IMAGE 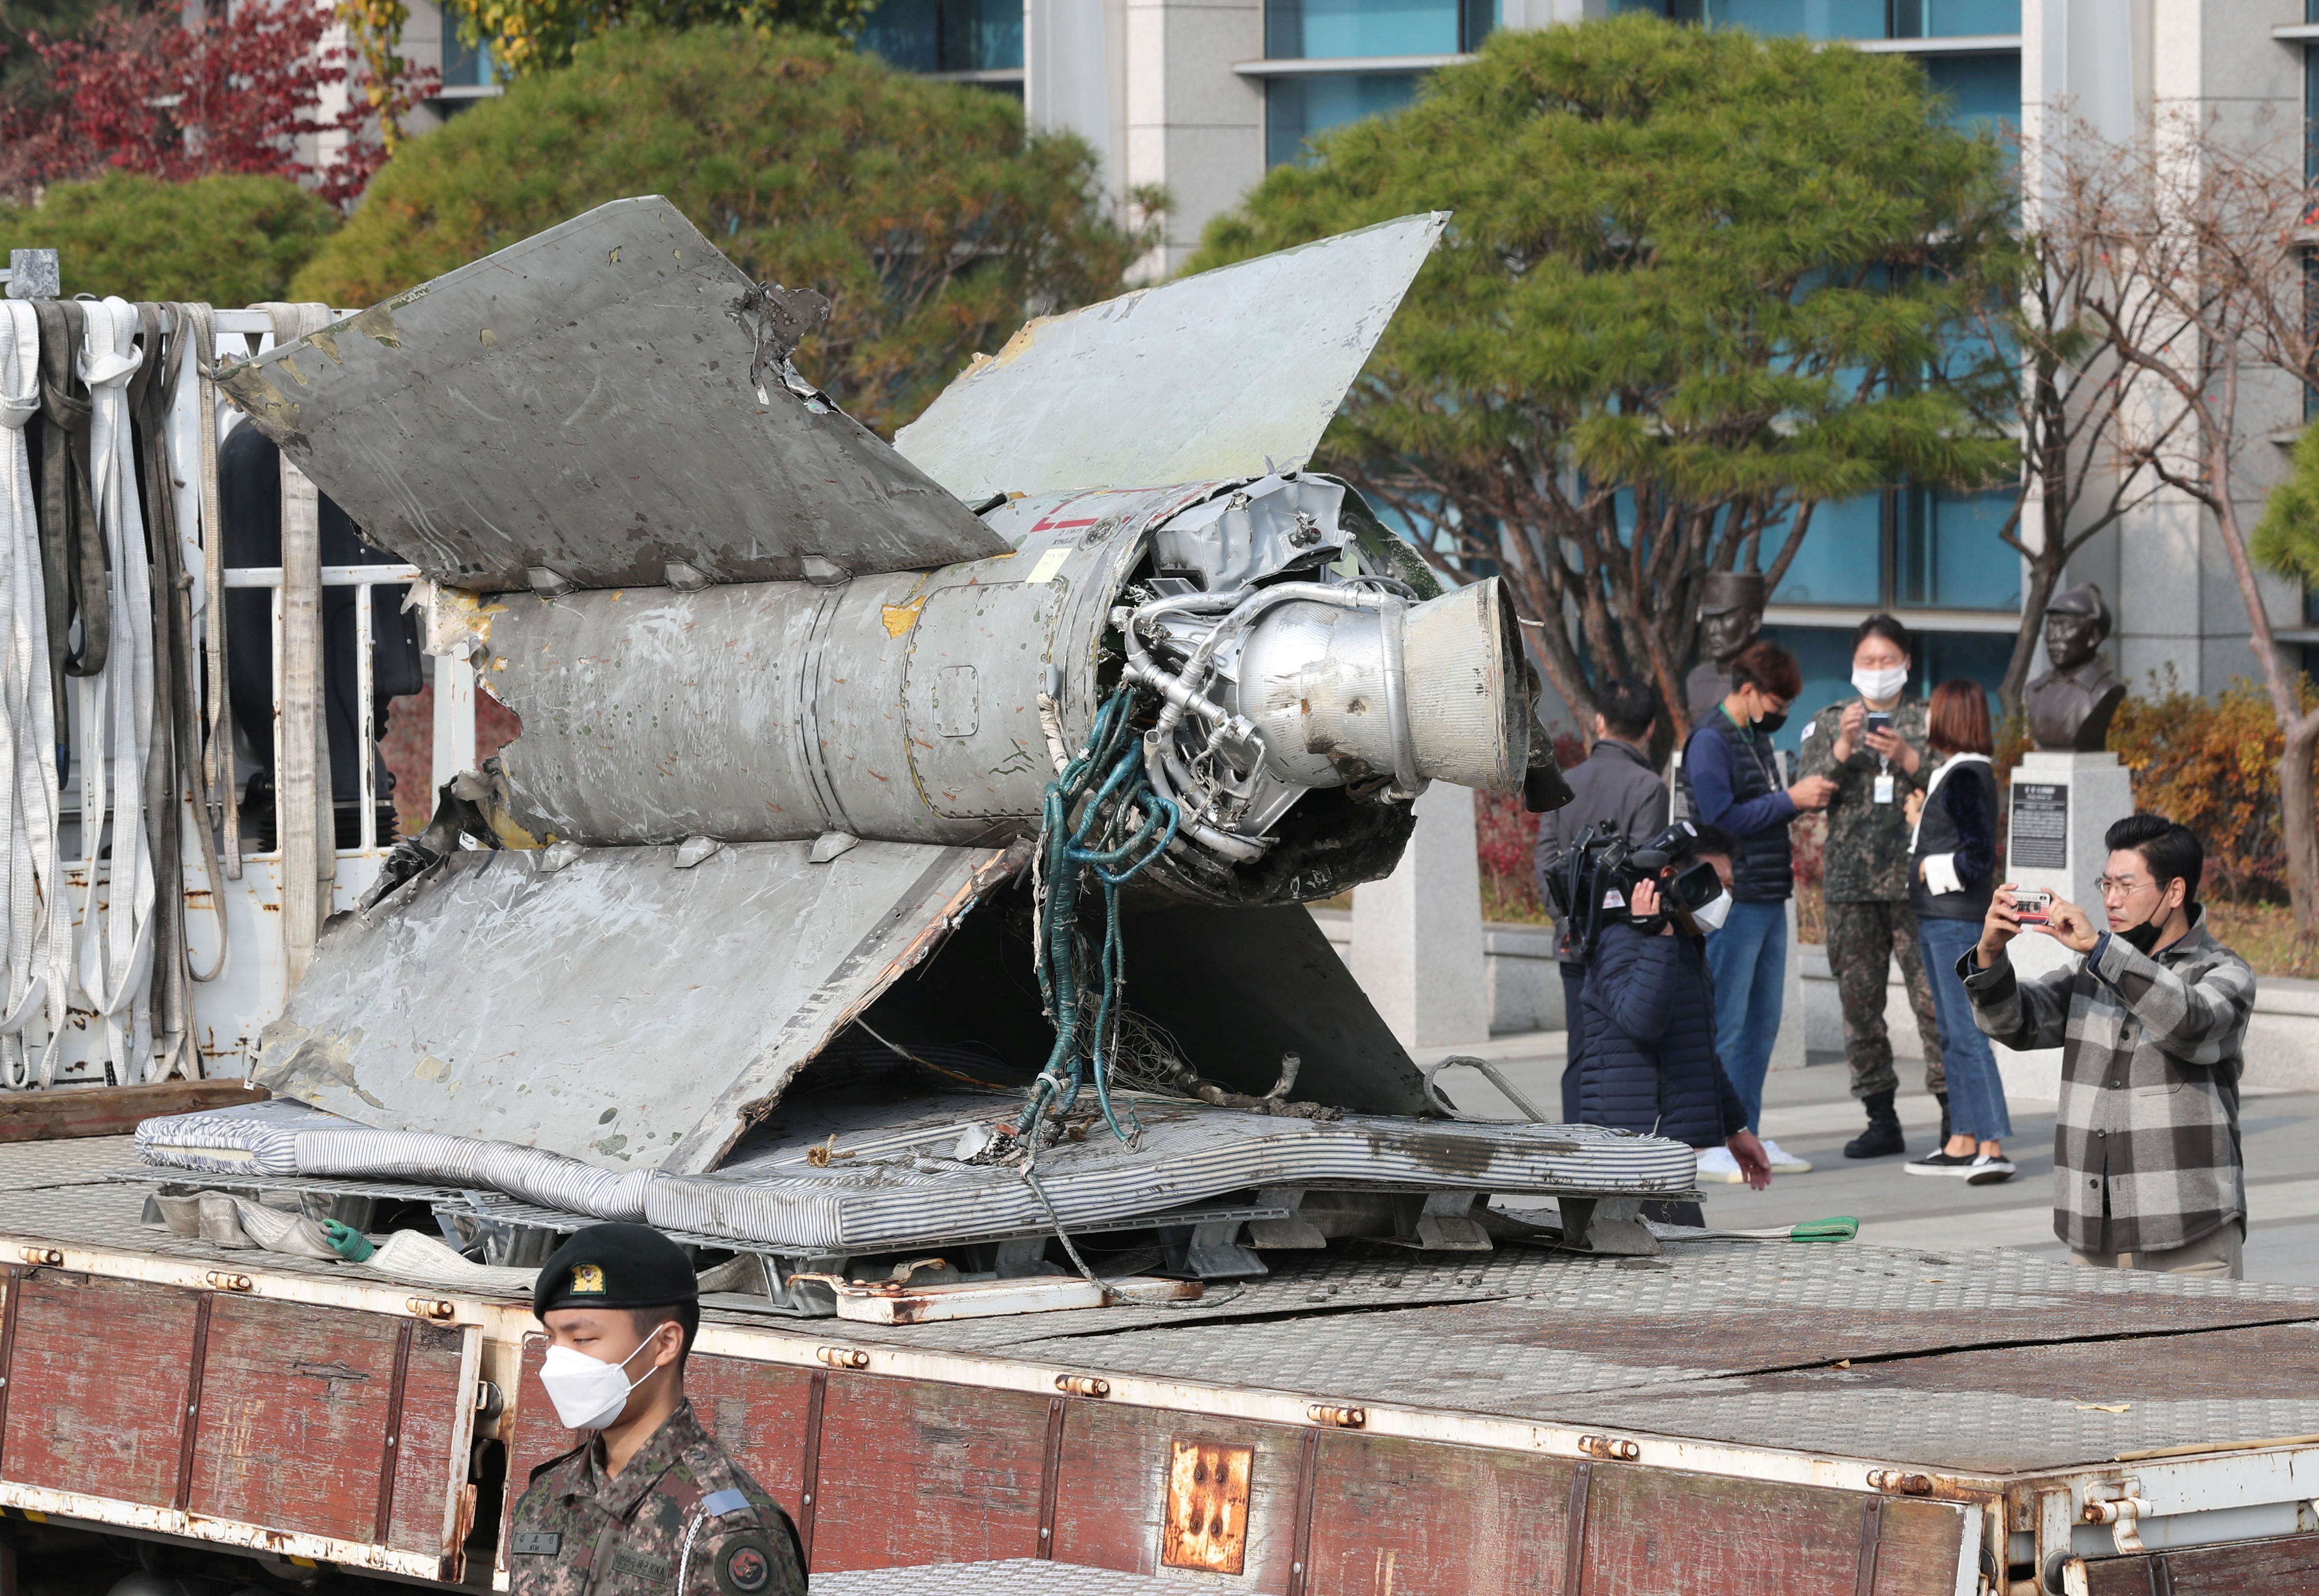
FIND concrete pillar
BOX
[1350,783,1491,1050]
[1996,749,2135,1101]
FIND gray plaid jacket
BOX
[1959,910,2255,1255]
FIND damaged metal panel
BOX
[253,840,1012,1172]
[215,196,1007,592]
[1118,904,1428,1116]
[893,212,1448,503]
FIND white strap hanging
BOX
[0,303,71,1088]
[71,297,160,1083]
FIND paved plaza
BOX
[1446,1036,2319,1286]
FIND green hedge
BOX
[0,170,340,305]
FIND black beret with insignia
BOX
[532,1223,697,1319]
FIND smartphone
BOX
[2012,888,2052,926]
[1865,711,1893,735]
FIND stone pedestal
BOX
[1350,782,1491,1050]
[1994,750,2135,1100]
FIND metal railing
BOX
[220,561,421,856]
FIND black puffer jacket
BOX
[1574,920,1746,1149]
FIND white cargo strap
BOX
[184,304,241,880]
[0,303,71,1088]
[259,301,333,983]
[72,298,159,1082]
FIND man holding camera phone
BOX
[1573,823,1774,1218]
[1959,816,2256,1279]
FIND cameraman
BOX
[1574,823,1773,1221]
[1534,677,1671,1114]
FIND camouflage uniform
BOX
[508,1399,805,1596]
[1796,698,1945,1101]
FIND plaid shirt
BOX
[1960,909,2255,1255]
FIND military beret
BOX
[533,1223,697,1319]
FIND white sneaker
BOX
[1694,1146,1745,1183]
[1757,1138,1813,1174]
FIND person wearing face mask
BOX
[1679,642,1837,1181]
[1961,816,2257,1280]
[1573,822,1772,1220]
[509,1223,806,1595]
[1796,615,1947,1162]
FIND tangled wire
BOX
[1018,683,1180,1146]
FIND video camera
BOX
[1542,819,1726,960]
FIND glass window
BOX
[1890,0,2018,34]
[1916,631,2012,721]
[1702,0,1886,40]
[1897,485,2019,610]
[857,0,1022,73]
[1265,0,1494,59]
[1922,51,2019,134]
[1266,71,1423,165]
[442,30,497,88]
[1769,493,1884,607]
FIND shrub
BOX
[0,170,339,304]
[2110,674,2315,902]
[290,26,1150,434]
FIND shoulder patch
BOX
[719,1537,775,1594]
[1800,721,1816,739]
[704,1488,751,1517]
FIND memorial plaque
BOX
[2011,781,2068,871]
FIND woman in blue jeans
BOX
[1904,680,2012,1184]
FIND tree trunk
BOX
[2001,554,2060,729]
[2284,712,2319,941]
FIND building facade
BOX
[844,0,2316,743]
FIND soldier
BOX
[509,1223,805,1595]
[1794,614,1946,1159]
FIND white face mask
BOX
[1689,890,1732,934]
[539,1334,665,1431]
[1852,664,1907,704]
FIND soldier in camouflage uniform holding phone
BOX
[1796,616,1946,1160]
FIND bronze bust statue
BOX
[1686,570,1767,726]
[2026,584,2126,752]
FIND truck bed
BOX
[6,1137,2319,1594]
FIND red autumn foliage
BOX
[0,3,434,206]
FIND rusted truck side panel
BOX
[495,1337,1969,1594]
[0,1267,480,1580]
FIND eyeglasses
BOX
[2095,875,2153,901]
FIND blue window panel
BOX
[442,30,497,88]
[1756,625,1860,754]
[1265,0,1495,59]
[1769,493,1883,607]
[858,0,1022,73]
[1897,486,2018,610]
[1891,0,2019,34]
[1916,631,2012,722]
[1266,71,1423,166]
[1703,0,1886,40]
[1923,51,2019,134]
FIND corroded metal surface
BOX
[894,213,1448,503]
[254,840,1008,1172]
[1161,1441,1253,1574]
[218,197,1006,592]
